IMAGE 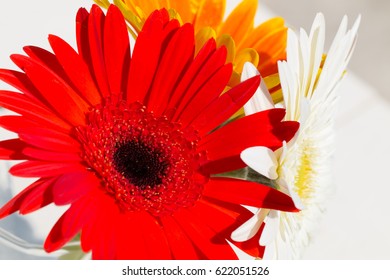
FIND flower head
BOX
[233,13,360,259]
[94,0,287,89]
[0,5,299,259]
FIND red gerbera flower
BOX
[0,5,299,259]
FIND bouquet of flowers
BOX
[0,0,359,259]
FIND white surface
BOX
[0,0,389,259]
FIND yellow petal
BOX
[270,88,283,104]
[195,27,216,54]
[228,70,241,87]
[93,0,111,9]
[167,8,184,25]
[216,34,235,64]
[234,48,259,74]
[263,73,280,90]
[218,0,257,43]
[114,0,145,36]
[195,0,226,32]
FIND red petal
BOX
[0,178,55,218]
[171,46,228,121]
[76,8,92,68]
[159,215,200,259]
[9,161,86,177]
[104,5,131,97]
[10,54,89,126]
[18,127,80,153]
[44,197,94,253]
[52,172,98,206]
[0,139,27,160]
[190,75,260,135]
[22,147,80,162]
[0,69,56,107]
[173,208,238,259]
[178,64,232,126]
[87,5,110,98]
[18,178,56,214]
[126,10,177,103]
[146,23,194,115]
[48,35,101,105]
[200,109,299,174]
[166,38,216,110]
[195,199,265,258]
[136,212,172,259]
[0,90,71,132]
[114,211,148,260]
[203,178,299,212]
[23,46,73,87]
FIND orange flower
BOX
[94,0,286,94]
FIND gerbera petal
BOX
[76,8,93,69]
[200,109,298,174]
[87,5,111,98]
[190,75,260,135]
[218,0,257,43]
[126,9,175,103]
[48,35,102,106]
[0,139,27,160]
[136,212,172,259]
[231,208,268,242]
[18,178,56,215]
[159,215,200,259]
[44,197,94,253]
[0,90,72,132]
[146,23,195,115]
[203,178,298,212]
[52,172,97,206]
[173,208,238,260]
[103,5,131,97]
[22,147,81,162]
[166,38,220,111]
[10,54,89,126]
[240,146,279,180]
[0,178,55,218]
[242,62,274,114]
[114,211,148,259]
[178,64,232,127]
[18,127,81,153]
[9,161,86,178]
[195,0,225,32]
[171,46,228,121]
[259,210,280,246]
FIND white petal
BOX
[259,210,280,246]
[278,178,305,210]
[242,62,274,115]
[231,209,268,242]
[241,147,278,180]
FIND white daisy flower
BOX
[232,13,360,259]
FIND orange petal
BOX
[238,17,286,50]
[218,0,257,43]
[168,0,195,23]
[195,0,226,32]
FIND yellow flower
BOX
[94,0,286,93]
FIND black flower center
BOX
[113,140,168,189]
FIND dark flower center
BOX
[113,140,168,189]
[77,100,207,216]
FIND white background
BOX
[0,0,389,259]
